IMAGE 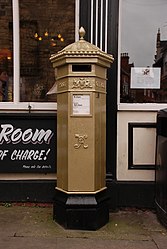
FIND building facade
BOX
[0,0,167,209]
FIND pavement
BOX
[0,203,167,249]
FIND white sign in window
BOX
[131,67,161,89]
[72,94,90,115]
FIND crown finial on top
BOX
[79,27,86,40]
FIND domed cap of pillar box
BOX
[50,27,114,68]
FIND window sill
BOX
[118,103,167,112]
[0,102,57,112]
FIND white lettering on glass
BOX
[0,124,53,145]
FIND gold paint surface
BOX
[51,34,113,192]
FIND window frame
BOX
[117,0,167,111]
[0,0,79,112]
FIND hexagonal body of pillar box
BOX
[50,28,114,193]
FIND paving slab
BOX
[0,204,166,249]
[0,237,159,249]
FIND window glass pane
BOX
[120,0,167,103]
[0,0,13,102]
[19,0,75,102]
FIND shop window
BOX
[120,0,167,103]
[0,1,13,102]
[19,0,75,102]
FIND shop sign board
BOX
[0,114,56,173]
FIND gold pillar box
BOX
[50,27,114,230]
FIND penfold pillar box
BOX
[50,27,114,230]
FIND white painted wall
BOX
[117,111,157,181]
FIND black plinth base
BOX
[53,188,109,230]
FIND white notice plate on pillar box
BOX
[72,94,90,115]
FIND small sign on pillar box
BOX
[0,114,56,173]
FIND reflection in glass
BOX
[0,1,13,102]
[19,0,75,102]
[120,0,167,103]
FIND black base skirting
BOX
[53,188,109,230]
[0,180,56,203]
[0,180,155,210]
[155,200,167,228]
[107,180,155,210]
